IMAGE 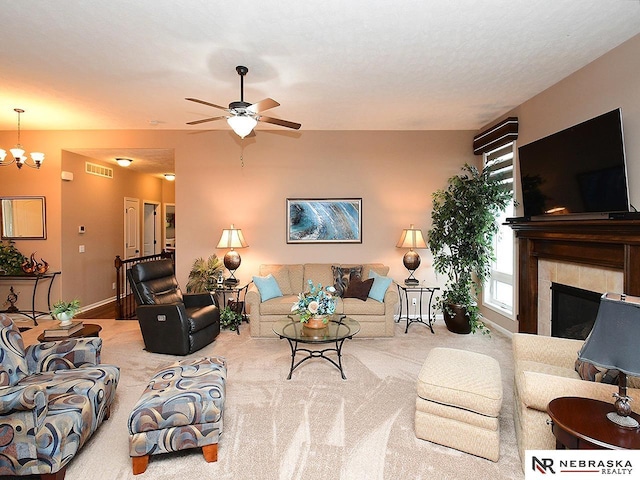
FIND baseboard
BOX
[78,295,116,314]
[481,316,514,338]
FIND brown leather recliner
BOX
[127,259,220,355]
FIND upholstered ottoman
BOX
[128,356,226,474]
[415,348,503,462]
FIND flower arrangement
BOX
[291,280,337,323]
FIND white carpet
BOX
[18,318,523,479]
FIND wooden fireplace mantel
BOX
[509,219,640,334]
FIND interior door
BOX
[124,197,140,259]
[143,202,160,256]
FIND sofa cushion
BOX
[303,264,335,292]
[0,315,29,387]
[331,265,363,297]
[253,274,283,302]
[342,297,385,315]
[368,270,393,302]
[574,358,619,384]
[343,277,374,301]
[362,264,390,279]
[259,295,299,315]
[258,265,293,295]
[516,359,580,381]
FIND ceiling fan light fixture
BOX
[227,115,257,139]
[116,158,133,167]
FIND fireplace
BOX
[551,283,601,340]
[509,218,640,334]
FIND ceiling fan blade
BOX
[185,98,230,112]
[247,98,280,113]
[186,116,226,125]
[258,115,301,130]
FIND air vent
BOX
[85,162,113,179]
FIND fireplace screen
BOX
[551,283,602,340]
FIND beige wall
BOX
[175,130,475,288]
[479,33,640,332]
[0,130,177,312]
[0,128,474,316]
[60,151,172,305]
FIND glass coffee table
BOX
[273,315,360,380]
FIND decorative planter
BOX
[57,312,74,327]
[304,316,329,329]
[442,303,472,334]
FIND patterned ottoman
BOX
[415,348,503,462]
[127,356,227,475]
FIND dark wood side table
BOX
[547,396,640,449]
[37,323,102,343]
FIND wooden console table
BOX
[0,271,61,326]
[509,219,640,334]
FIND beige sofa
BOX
[246,263,398,338]
[512,333,640,468]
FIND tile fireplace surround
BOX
[537,259,622,336]
[509,218,640,334]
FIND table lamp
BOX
[396,224,427,285]
[216,224,248,285]
[578,292,640,428]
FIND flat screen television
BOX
[518,108,629,219]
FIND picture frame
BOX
[287,198,362,244]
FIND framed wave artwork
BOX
[286,198,362,244]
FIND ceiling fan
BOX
[186,65,301,138]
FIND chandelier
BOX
[0,108,45,169]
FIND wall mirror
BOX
[1,196,47,240]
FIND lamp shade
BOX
[216,224,249,250]
[227,115,257,139]
[396,224,427,249]
[578,293,640,377]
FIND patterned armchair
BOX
[0,314,120,479]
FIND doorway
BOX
[164,203,175,253]
[143,201,162,256]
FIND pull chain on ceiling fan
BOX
[186,66,302,138]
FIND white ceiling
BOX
[1,1,639,135]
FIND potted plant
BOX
[51,299,81,327]
[220,305,243,331]
[0,241,27,275]
[427,164,512,334]
[186,255,224,293]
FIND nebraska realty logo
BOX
[526,451,639,479]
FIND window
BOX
[483,143,515,316]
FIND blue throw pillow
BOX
[368,270,392,302]
[253,274,283,301]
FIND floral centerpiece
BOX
[291,280,337,328]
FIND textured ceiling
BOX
[0,0,639,134]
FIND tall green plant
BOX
[427,164,512,334]
[186,255,224,293]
